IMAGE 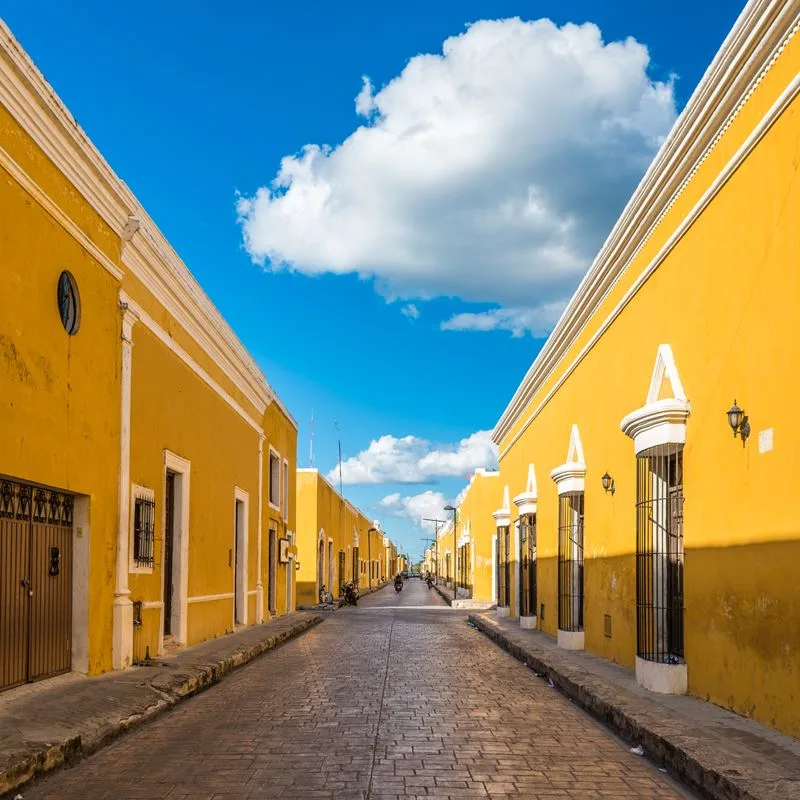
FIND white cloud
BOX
[238,18,675,334]
[401,303,420,320]
[329,430,497,485]
[380,490,449,527]
[441,302,565,338]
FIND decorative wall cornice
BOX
[0,20,297,429]
[493,0,800,449]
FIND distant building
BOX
[295,469,396,603]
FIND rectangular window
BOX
[268,450,280,508]
[282,459,289,522]
[133,494,155,568]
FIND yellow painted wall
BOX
[128,321,260,653]
[296,470,396,603]
[0,106,121,675]
[263,402,298,617]
[0,30,299,679]
[455,472,502,603]
[497,35,800,735]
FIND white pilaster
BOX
[256,434,265,623]
[113,296,138,670]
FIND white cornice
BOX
[493,0,800,447]
[120,291,262,435]
[0,20,297,430]
[621,399,691,456]
[550,463,587,496]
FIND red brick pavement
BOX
[19,580,695,799]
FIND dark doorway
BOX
[163,472,175,636]
[268,528,277,613]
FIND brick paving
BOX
[19,581,694,799]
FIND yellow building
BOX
[490,0,800,736]
[296,469,395,604]
[0,21,297,690]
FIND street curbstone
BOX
[0,614,322,798]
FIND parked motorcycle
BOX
[342,581,359,606]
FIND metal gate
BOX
[0,479,73,691]
[558,492,584,632]
[520,513,537,618]
[497,526,510,607]
[636,449,684,663]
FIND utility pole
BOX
[422,518,448,586]
[334,420,343,496]
[444,505,458,601]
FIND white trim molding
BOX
[493,3,800,453]
[256,435,265,623]
[551,425,587,496]
[621,345,690,455]
[113,298,139,670]
[129,483,156,575]
[163,450,190,648]
[492,485,511,528]
[0,20,298,431]
[233,486,249,627]
[267,446,281,512]
[187,592,234,604]
[636,656,688,694]
[558,629,585,650]
[513,464,538,515]
[119,292,262,434]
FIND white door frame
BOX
[233,486,249,626]
[162,450,190,652]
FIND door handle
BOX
[20,579,33,597]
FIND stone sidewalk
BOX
[469,612,800,800]
[0,611,321,797]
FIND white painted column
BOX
[256,434,265,623]
[113,298,138,670]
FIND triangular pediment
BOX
[500,485,510,513]
[646,344,687,405]
[525,464,537,496]
[566,424,585,465]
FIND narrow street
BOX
[23,581,696,799]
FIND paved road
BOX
[23,580,695,799]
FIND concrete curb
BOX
[468,613,787,800]
[1,614,322,797]
[431,583,453,606]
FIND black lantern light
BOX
[727,399,750,441]
[601,472,615,495]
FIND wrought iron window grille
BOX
[636,449,684,664]
[558,492,584,632]
[133,496,156,568]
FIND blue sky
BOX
[4,1,742,561]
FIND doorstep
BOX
[0,611,322,797]
[468,612,800,800]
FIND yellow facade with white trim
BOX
[491,1,800,736]
[296,469,396,604]
[0,21,297,683]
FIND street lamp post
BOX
[422,518,447,586]
[444,505,458,601]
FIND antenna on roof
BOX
[309,408,314,467]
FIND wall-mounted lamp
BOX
[295,561,301,571]
[727,399,750,442]
[601,472,615,496]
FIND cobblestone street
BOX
[22,581,695,799]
